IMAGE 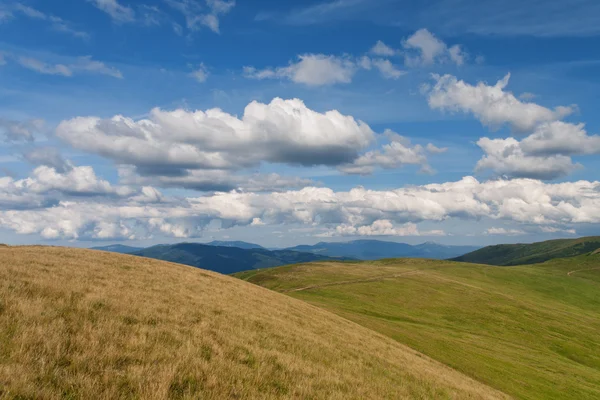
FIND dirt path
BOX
[567,267,600,276]
[282,269,425,293]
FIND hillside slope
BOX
[0,246,505,400]
[237,256,600,399]
[287,240,479,260]
[452,236,600,265]
[131,243,346,274]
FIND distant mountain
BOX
[452,236,600,266]
[205,240,265,250]
[91,244,143,254]
[132,243,346,274]
[286,240,480,261]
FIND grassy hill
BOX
[452,236,600,266]
[0,246,505,399]
[130,243,348,274]
[236,255,600,399]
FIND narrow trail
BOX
[567,267,600,276]
[282,269,425,293]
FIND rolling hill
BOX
[286,240,479,260]
[452,236,600,266]
[236,254,600,399]
[0,246,506,399]
[131,243,348,274]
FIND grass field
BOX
[237,255,600,399]
[0,246,506,399]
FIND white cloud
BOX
[190,63,209,82]
[2,176,598,240]
[485,227,526,235]
[73,56,123,78]
[16,56,72,76]
[427,74,599,179]
[427,73,576,132]
[166,0,235,33]
[520,121,600,156]
[370,58,405,79]
[475,137,580,180]
[89,0,135,23]
[244,54,357,86]
[57,98,374,179]
[403,29,467,67]
[370,40,397,56]
[11,3,88,39]
[11,55,122,78]
[339,130,438,175]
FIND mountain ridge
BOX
[132,243,349,274]
[452,236,600,266]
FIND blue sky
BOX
[0,0,599,248]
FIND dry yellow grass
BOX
[0,246,507,399]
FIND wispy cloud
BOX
[89,0,135,23]
[9,54,123,79]
[259,0,600,37]
[8,3,88,39]
[166,0,235,34]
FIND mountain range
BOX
[286,240,480,260]
[91,240,481,273]
[130,243,346,274]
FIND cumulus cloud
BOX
[89,0,135,23]
[520,121,600,156]
[56,98,374,178]
[370,40,397,56]
[485,227,526,235]
[2,176,598,240]
[475,137,581,180]
[426,73,600,180]
[339,130,442,175]
[318,220,446,237]
[403,29,467,67]
[0,118,44,142]
[427,73,576,132]
[244,54,356,86]
[370,58,405,79]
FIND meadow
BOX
[237,255,600,399]
[0,246,505,399]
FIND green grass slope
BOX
[0,246,505,400]
[452,236,600,266]
[236,255,600,399]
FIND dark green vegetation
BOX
[287,240,480,260]
[131,243,347,274]
[453,236,600,266]
[237,254,600,400]
[206,240,265,249]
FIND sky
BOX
[0,0,599,248]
